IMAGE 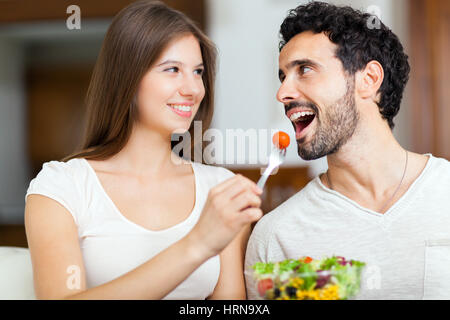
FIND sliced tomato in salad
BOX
[257,278,274,296]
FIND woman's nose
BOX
[179,74,203,97]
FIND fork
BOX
[256,147,287,190]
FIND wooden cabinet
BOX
[0,0,205,30]
[26,65,91,176]
[410,0,450,159]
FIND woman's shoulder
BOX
[26,158,91,201]
[26,158,89,226]
[33,158,87,181]
[191,162,235,185]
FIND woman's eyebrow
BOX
[157,60,182,67]
[157,60,204,67]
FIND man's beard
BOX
[295,77,359,160]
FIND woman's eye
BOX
[194,68,204,76]
[165,66,179,73]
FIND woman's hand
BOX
[188,174,263,259]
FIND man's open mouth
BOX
[288,110,316,137]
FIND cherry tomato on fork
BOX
[272,131,290,150]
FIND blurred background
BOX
[0,0,448,247]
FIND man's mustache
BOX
[284,101,319,115]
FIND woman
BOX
[24,0,262,299]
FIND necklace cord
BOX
[325,150,409,213]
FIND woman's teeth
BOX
[289,111,315,122]
[168,104,192,112]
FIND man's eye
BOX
[299,66,312,75]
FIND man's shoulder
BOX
[429,154,450,170]
[420,154,450,183]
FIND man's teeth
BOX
[289,111,315,122]
[169,105,192,112]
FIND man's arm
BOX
[244,222,269,300]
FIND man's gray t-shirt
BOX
[245,155,450,299]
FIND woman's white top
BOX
[26,158,234,299]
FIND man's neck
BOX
[323,117,410,211]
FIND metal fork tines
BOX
[256,147,286,190]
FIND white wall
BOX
[0,39,29,224]
[207,0,411,176]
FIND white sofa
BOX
[0,246,36,299]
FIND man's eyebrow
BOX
[156,60,204,68]
[286,59,320,70]
[278,59,321,81]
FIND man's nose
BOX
[276,78,302,104]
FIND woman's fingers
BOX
[239,207,263,224]
[210,174,243,194]
[212,174,261,196]
[208,175,262,217]
[214,175,261,202]
[229,190,262,212]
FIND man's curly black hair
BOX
[279,1,410,129]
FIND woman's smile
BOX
[167,103,194,118]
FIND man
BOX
[245,1,450,300]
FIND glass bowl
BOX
[250,256,366,300]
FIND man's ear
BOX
[355,60,384,101]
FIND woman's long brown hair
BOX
[63,0,216,162]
